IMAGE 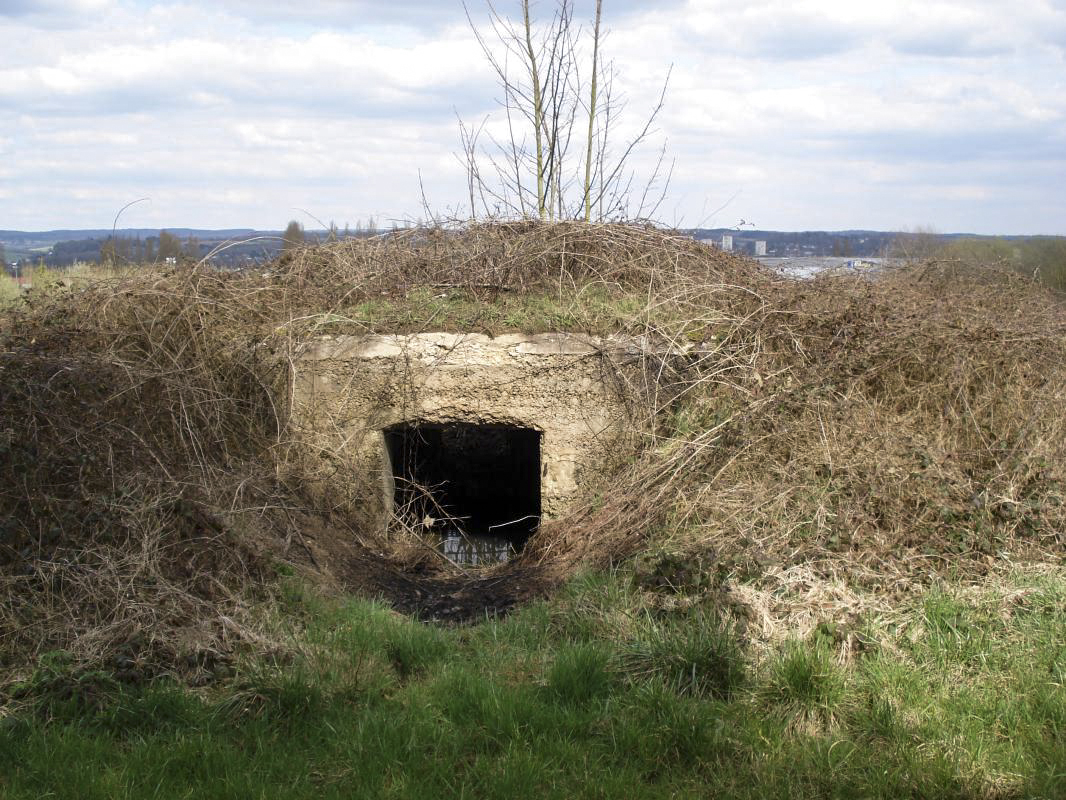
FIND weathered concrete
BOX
[287,332,662,526]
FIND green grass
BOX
[761,639,845,726]
[0,274,19,308]
[296,284,667,336]
[1,569,1063,799]
[618,611,748,699]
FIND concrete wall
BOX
[287,332,654,525]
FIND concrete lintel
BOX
[299,332,687,362]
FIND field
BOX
[0,223,1063,797]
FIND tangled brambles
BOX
[1,222,1063,680]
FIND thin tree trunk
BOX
[583,0,602,222]
[523,0,547,219]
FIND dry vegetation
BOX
[1,222,1063,680]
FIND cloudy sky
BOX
[1,0,1064,234]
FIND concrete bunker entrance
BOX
[289,332,672,571]
[384,422,542,565]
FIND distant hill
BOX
[680,228,1051,258]
[3,226,1062,269]
[0,229,283,268]
[0,228,259,243]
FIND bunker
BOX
[287,332,675,563]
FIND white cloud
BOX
[679,0,1066,59]
[0,0,1063,233]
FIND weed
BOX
[619,611,747,699]
[761,640,845,730]
[212,668,326,724]
[0,274,20,308]
[6,651,121,722]
[0,221,1063,800]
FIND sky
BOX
[1,0,1064,235]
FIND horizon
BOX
[5,223,1063,239]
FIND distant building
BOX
[721,235,733,252]
[754,240,767,256]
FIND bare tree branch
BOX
[458,1,670,223]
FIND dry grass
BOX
[532,261,1065,580]
[1,222,1063,678]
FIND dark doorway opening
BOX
[384,423,542,564]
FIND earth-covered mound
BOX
[1,222,1062,681]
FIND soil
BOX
[373,562,554,622]
[282,509,556,623]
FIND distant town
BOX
[0,224,1059,273]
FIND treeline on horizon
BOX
[49,229,290,269]
[897,231,1066,293]
[19,231,240,269]
[3,225,1065,292]
[3,219,383,270]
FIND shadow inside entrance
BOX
[384,422,542,565]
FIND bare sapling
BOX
[463,0,671,222]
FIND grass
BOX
[617,611,748,699]
[0,273,19,308]
[1,262,135,309]
[1,566,1062,799]
[289,283,663,337]
[760,640,846,733]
